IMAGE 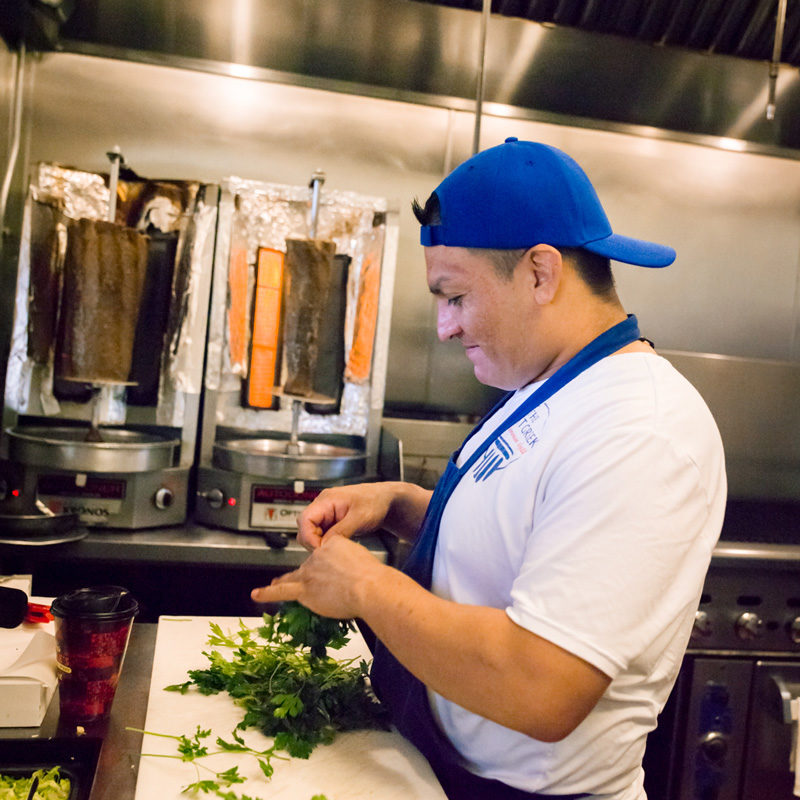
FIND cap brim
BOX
[584,233,676,268]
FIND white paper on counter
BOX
[0,628,57,727]
[0,574,33,595]
[134,616,447,800]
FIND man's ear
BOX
[525,244,563,305]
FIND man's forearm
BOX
[356,564,610,742]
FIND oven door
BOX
[665,657,753,800]
[740,661,800,800]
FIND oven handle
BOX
[770,673,800,724]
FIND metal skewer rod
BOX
[84,385,106,443]
[287,397,302,456]
[767,0,788,120]
[308,169,325,238]
[106,145,123,222]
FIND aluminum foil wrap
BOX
[207,176,390,438]
[4,162,215,431]
[5,164,127,422]
[155,188,218,427]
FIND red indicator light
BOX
[227,497,237,507]
[11,489,19,497]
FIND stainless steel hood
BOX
[3,0,800,155]
[444,0,800,67]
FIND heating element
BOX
[1,424,186,530]
[0,159,217,533]
[193,173,398,540]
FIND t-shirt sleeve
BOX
[506,421,719,679]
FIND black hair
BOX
[466,248,527,279]
[412,192,441,226]
[559,247,616,299]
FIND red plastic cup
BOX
[51,586,139,723]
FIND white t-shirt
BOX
[429,352,726,800]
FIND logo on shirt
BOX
[470,407,545,483]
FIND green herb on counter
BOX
[129,724,283,799]
[0,767,71,800]
[132,721,336,800]
[165,602,388,759]
[134,602,386,800]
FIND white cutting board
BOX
[134,616,447,800]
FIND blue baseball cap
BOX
[419,137,675,268]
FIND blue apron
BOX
[370,315,642,800]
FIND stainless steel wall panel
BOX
[662,350,800,499]
[9,50,800,427]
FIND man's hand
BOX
[297,483,392,550]
[250,534,387,619]
[297,481,432,550]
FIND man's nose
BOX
[436,301,460,342]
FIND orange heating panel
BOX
[227,244,249,374]
[247,247,284,408]
[345,252,380,384]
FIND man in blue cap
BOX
[252,139,726,800]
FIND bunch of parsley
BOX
[166,602,388,760]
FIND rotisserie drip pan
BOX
[7,426,178,473]
[213,438,365,481]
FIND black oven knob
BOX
[789,617,800,644]
[199,488,225,509]
[692,610,713,640]
[735,611,764,640]
[699,730,728,764]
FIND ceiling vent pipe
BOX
[767,0,788,120]
[472,0,492,154]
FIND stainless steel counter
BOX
[0,524,393,622]
[0,522,387,566]
[29,523,390,568]
[0,623,156,800]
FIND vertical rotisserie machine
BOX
[0,155,217,531]
[194,173,397,541]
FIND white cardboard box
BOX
[0,589,57,728]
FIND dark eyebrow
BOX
[428,279,446,296]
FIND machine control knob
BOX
[735,611,764,641]
[153,487,174,510]
[692,610,713,640]
[789,617,800,644]
[201,488,224,510]
[699,730,728,764]
[0,478,7,502]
